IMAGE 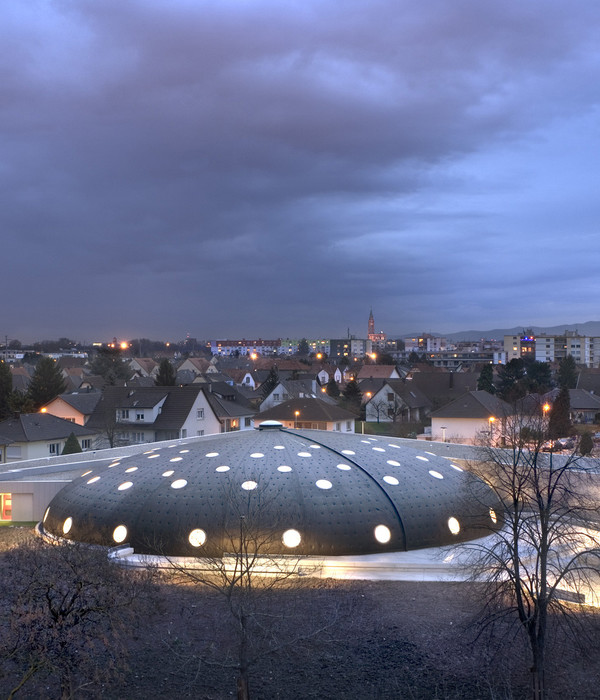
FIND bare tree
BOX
[465,406,600,699]
[0,537,157,699]
[160,480,345,700]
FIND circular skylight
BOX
[171,479,187,489]
[315,479,332,490]
[188,529,206,547]
[374,525,391,543]
[113,525,128,543]
[282,529,301,548]
[241,480,258,490]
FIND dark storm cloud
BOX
[2,0,600,342]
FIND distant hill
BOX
[395,321,600,342]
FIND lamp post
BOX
[441,426,447,442]
[489,416,496,444]
[294,410,299,429]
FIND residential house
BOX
[0,414,97,462]
[542,388,600,425]
[128,358,159,379]
[42,391,102,426]
[177,357,214,378]
[405,369,481,412]
[86,386,222,447]
[364,380,432,423]
[429,390,513,444]
[259,378,333,412]
[256,398,356,433]
[204,382,256,432]
[9,365,31,393]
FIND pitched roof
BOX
[356,365,399,380]
[406,370,480,409]
[86,385,215,431]
[51,391,102,415]
[430,390,513,419]
[382,379,432,409]
[130,358,158,375]
[0,414,97,442]
[256,398,357,423]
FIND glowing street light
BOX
[294,410,300,429]
[489,416,496,443]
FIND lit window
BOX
[118,482,133,491]
[63,517,73,534]
[489,508,498,524]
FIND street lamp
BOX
[488,416,495,443]
[294,410,300,429]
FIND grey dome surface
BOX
[41,426,502,557]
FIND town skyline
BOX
[5,317,600,349]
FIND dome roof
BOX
[41,425,502,557]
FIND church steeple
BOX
[368,308,375,337]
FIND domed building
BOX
[40,423,502,559]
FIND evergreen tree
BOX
[579,431,593,456]
[155,358,177,386]
[547,385,573,439]
[0,360,13,419]
[524,360,553,394]
[89,347,130,385]
[27,357,66,410]
[326,376,340,398]
[341,379,362,415]
[558,355,578,389]
[9,390,35,415]
[477,364,495,394]
[260,366,279,399]
[297,338,310,355]
[496,358,526,402]
[62,432,83,455]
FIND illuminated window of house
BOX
[0,494,12,521]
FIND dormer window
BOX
[136,412,144,421]
[119,409,129,420]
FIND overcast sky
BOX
[3,1,599,344]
